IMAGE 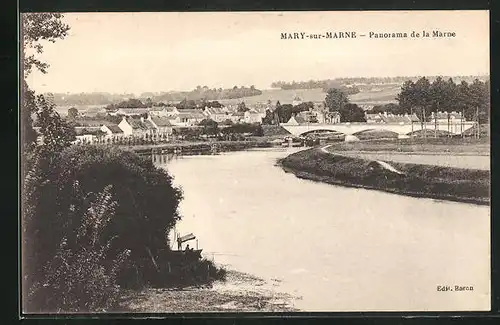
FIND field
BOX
[219,85,400,106]
[348,85,400,104]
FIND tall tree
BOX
[21,13,71,153]
[413,77,432,122]
[68,107,79,119]
[35,95,76,154]
[468,79,489,123]
[324,88,349,112]
[21,80,39,154]
[21,13,71,75]
[396,80,417,114]
[456,81,472,120]
[429,77,447,113]
[442,78,458,112]
[237,101,248,112]
[339,103,366,123]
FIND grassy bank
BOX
[279,148,489,205]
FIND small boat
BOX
[169,231,203,259]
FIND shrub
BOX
[22,145,183,292]
[25,184,130,313]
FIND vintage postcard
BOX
[20,10,490,314]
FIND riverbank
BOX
[122,139,276,155]
[117,270,298,312]
[279,148,490,205]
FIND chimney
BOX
[140,116,144,123]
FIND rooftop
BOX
[150,116,173,127]
[104,124,123,133]
[205,107,226,115]
[292,115,306,123]
[116,108,150,115]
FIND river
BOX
[153,148,490,312]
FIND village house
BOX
[296,110,317,123]
[149,106,180,118]
[100,124,124,140]
[229,111,245,124]
[147,115,173,139]
[173,109,206,126]
[325,111,341,124]
[365,112,420,124]
[112,107,150,117]
[204,106,228,123]
[429,111,464,133]
[223,105,238,115]
[365,113,385,123]
[358,104,375,111]
[244,110,263,124]
[118,116,156,137]
[243,106,268,124]
[292,96,303,106]
[311,108,326,123]
[77,106,108,118]
[430,111,464,123]
[73,127,104,144]
[286,115,307,125]
[148,106,166,117]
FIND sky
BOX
[24,10,490,95]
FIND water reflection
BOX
[160,148,490,312]
[152,153,181,165]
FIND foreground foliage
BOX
[25,184,130,312]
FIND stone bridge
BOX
[281,122,475,137]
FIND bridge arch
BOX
[352,129,400,140]
[299,129,346,137]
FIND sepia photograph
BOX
[20,10,490,314]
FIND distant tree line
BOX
[335,76,489,85]
[396,77,489,123]
[48,92,136,106]
[270,79,360,95]
[322,77,490,124]
[177,99,224,110]
[271,75,488,88]
[104,98,224,111]
[151,85,262,102]
[47,86,262,107]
